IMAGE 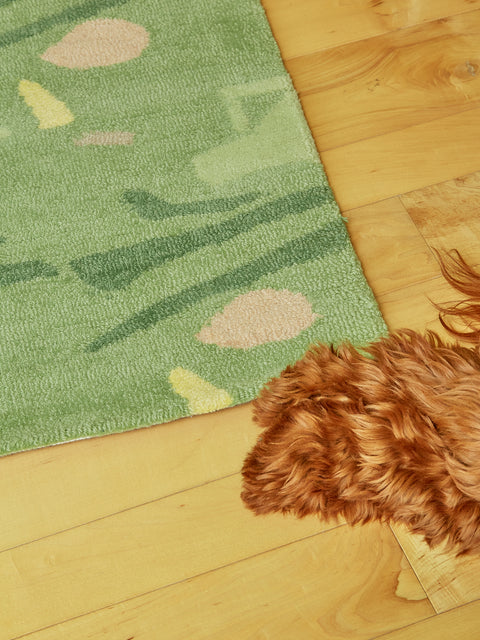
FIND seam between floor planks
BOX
[319,107,480,212]
[279,6,480,62]
[377,274,444,303]
[308,99,480,156]
[369,596,480,640]
[387,523,437,615]
[340,167,480,214]
[393,197,444,270]
[263,1,480,61]
[369,613,439,640]
[306,102,480,154]
[9,527,347,640]
[6,3,480,638]
[0,471,244,554]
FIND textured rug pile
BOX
[0,0,386,455]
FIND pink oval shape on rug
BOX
[41,19,149,69]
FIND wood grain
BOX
[401,170,480,265]
[321,108,480,211]
[1,474,332,640]
[392,524,480,613]
[345,198,440,297]
[376,275,469,334]
[262,0,480,59]
[288,12,480,149]
[0,403,258,553]
[373,599,480,639]
[17,524,434,640]
[6,1,480,637]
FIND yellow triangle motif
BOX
[168,367,233,414]
[18,80,74,129]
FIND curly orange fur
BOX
[242,252,480,554]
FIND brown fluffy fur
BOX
[241,252,480,554]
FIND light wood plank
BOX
[366,184,480,334]
[321,108,480,211]
[392,524,480,613]
[1,474,332,640]
[401,170,480,265]
[7,2,480,638]
[345,198,440,297]
[376,275,468,335]
[0,404,258,553]
[262,0,480,59]
[17,524,434,640]
[371,600,480,639]
[288,12,480,149]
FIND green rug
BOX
[0,0,386,455]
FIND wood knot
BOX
[453,60,478,82]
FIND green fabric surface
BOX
[0,0,387,455]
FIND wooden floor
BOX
[4,1,480,637]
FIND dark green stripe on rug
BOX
[0,0,386,455]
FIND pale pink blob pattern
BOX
[41,19,149,69]
[196,289,319,348]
